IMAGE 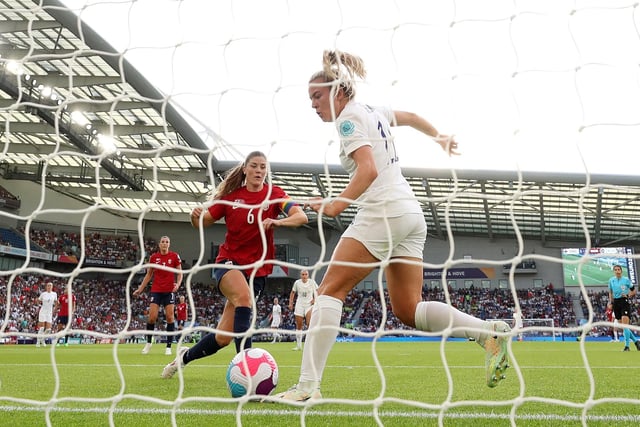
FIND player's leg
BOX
[282,237,374,401]
[56,317,66,346]
[387,260,510,387]
[162,301,235,379]
[164,301,175,355]
[143,303,159,354]
[293,314,304,350]
[219,271,254,352]
[621,315,631,350]
[36,320,45,346]
[43,321,53,346]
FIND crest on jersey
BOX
[339,120,355,137]
[232,199,245,209]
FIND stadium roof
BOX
[1,0,640,245]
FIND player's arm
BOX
[629,284,637,298]
[392,110,460,156]
[288,289,296,310]
[190,205,220,229]
[310,146,377,218]
[173,261,183,292]
[134,268,153,296]
[608,284,614,305]
[263,204,308,230]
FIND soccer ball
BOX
[226,347,278,398]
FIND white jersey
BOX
[271,303,282,328]
[513,311,523,329]
[291,279,318,307]
[336,101,422,218]
[38,291,58,322]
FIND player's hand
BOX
[305,197,342,217]
[434,134,460,157]
[190,207,204,227]
[262,218,279,230]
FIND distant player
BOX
[36,282,58,347]
[175,295,188,337]
[605,304,619,342]
[269,297,282,343]
[56,283,76,347]
[608,264,639,351]
[133,235,183,355]
[512,309,524,342]
[288,270,318,351]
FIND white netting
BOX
[1,1,640,426]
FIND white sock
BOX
[298,295,343,389]
[296,333,302,348]
[37,326,44,344]
[414,301,489,345]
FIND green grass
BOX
[1,341,640,426]
[562,254,627,286]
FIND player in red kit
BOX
[56,283,76,347]
[175,295,188,336]
[134,235,183,355]
[161,151,308,379]
[605,304,619,342]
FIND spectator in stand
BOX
[56,283,76,347]
[133,236,183,356]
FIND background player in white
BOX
[36,281,58,347]
[288,270,318,350]
[269,296,282,343]
[512,309,524,341]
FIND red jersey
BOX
[208,185,295,277]
[58,293,76,316]
[148,251,182,293]
[176,302,188,321]
[606,306,614,322]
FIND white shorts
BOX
[38,309,53,323]
[271,319,281,328]
[342,213,426,260]
[294,303,313,318]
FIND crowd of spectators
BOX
[355,286,576,335]
[0,225,631,343]
[19,226,156,263]
[0,273,597,344]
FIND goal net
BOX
[1,0,640,426]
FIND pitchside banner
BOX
[423,267,496,280]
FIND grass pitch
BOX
[1,340,640,426]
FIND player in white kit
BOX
[36,282,58,347]
[288,270,318,350]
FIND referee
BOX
[608,264,640,351]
